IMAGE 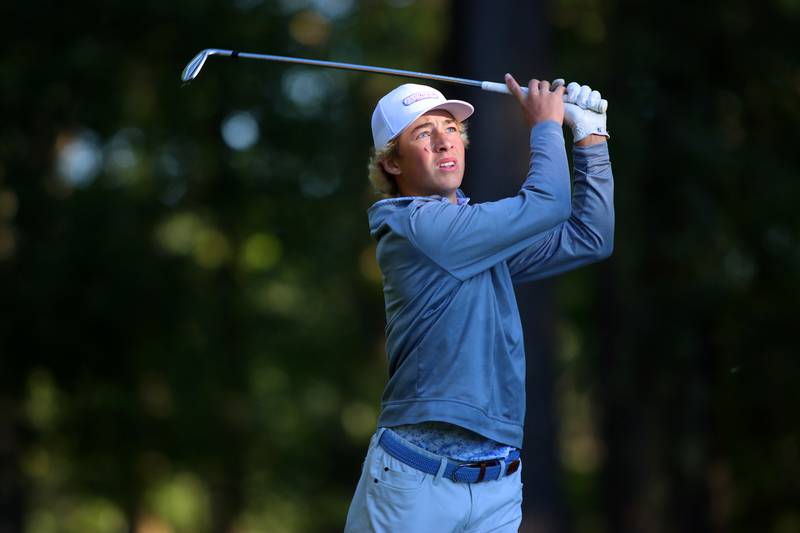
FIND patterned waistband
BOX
[390,421,517,461]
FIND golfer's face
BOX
[394,110,465,199]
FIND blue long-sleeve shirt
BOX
[367,120,614,448]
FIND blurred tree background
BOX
[1,0,799,532]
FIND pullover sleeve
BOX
[506,140,615,283]
[397,120,571,281]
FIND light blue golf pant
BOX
[344,428,523,532]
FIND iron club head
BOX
[180,49,234,83]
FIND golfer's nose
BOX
[432,129,451,152]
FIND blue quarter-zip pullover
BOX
[367,120,614,448]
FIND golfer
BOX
[345,74,614,532]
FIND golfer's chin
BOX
[433,171,464,195]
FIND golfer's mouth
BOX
[437,158,457,170]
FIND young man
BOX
[345,75,614,532]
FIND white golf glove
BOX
[557,80,610,142]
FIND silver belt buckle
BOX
[451,459,498,482]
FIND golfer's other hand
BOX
[505,73,565,128]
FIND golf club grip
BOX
[480,81,608,114]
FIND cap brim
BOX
[428,100,474,123]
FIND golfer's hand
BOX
[505,74,565,128]
[563,82,610,144]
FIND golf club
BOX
[180,48,608,114]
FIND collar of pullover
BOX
[370,189,471,210]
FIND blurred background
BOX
[2,0,799,532]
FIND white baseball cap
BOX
[371,83,474,150]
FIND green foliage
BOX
[1,1,448,531]
[552,0,800,530]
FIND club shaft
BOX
[182,49,608,114]
[232,50,483,88]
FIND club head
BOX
[180,49,233,83]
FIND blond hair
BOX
[367,122,470,197]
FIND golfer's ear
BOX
[381,158,401,176]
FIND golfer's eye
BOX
[416,131,431,139]
[446,126,457,134]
